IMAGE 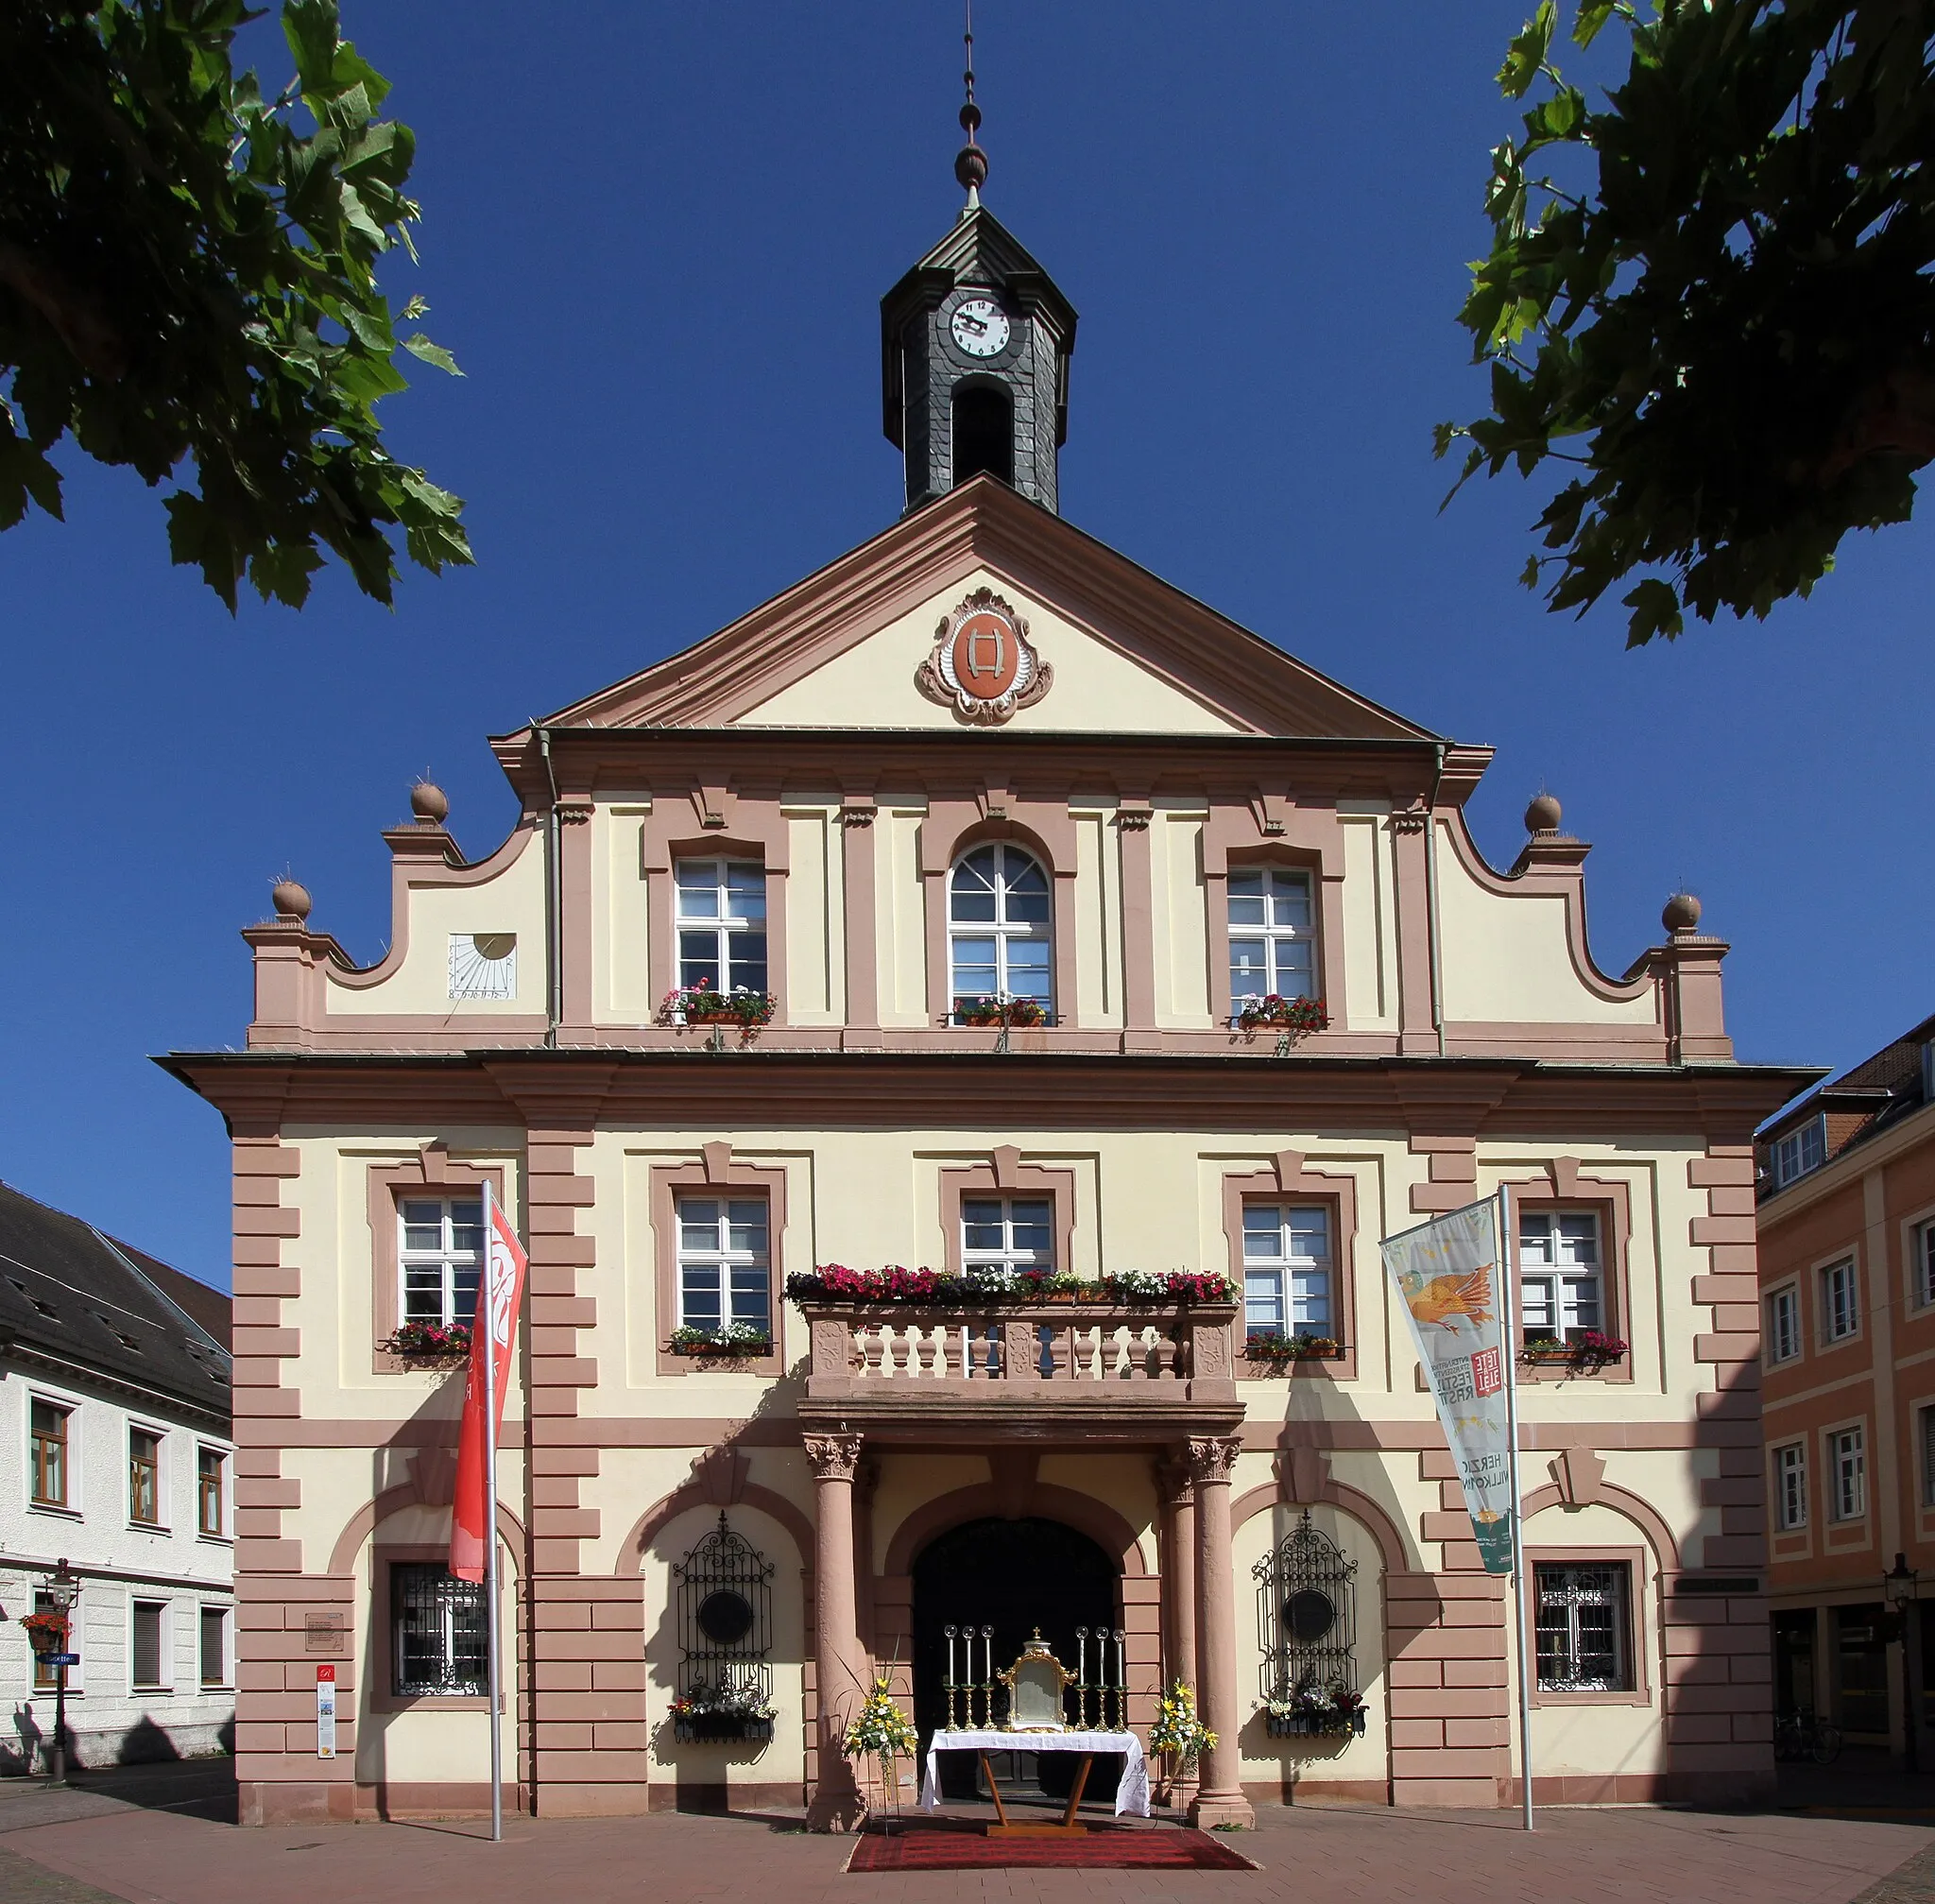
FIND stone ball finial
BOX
[1663,891,1702,934]
[410,780,450,826]
[270,878,312,923]
[954,142,988,195]
[1524,792,1563,834]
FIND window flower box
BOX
[1520,1329,1627,1372]
[378,1321,471,1362]
[1233,994,1330,1038]
[1244,1331,1345,1363]
[673,1711,775,1744]
[1264,1707,1367,1738]
[669,1325,772,1359]
[659,986,778,1030]
[952,994,1050,1028]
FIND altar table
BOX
[919,1729,1149,1832]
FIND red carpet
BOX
[845,1819,1259,1872]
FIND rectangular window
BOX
[197,1447,225,1536]
[1923,1405,1935,1510]
[131,1601,166,1690]
[960,1193,1053,1279]
[1765,1285,1802,1364]
[391,1562,488,1696]
[674,858,767,995]
[1240,1203,1333,1337]
[1226,867,1315,1010]
[1821,1258,1859,1342]
[1916,1221,1935,1310]
[30,1398,70,1508]
[1772,1118,1826,1188]
[1774,1443,1807,1531]
[398,1196,483,1329]
[1533,1562,1633,1691]
[199,1606,227,1688]
[128,1428,162,1526]
[31,1590,61,1690]
[675,1194,771,1334]
[1518,1210,1603,1341]
[1830,1426,1866,1520]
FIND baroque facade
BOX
[165,195,1811,1827]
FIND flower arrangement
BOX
[672,1676,778,1741]
[19,1610,69,1652]
[1244,1330,1344,1362]
[783,1265,1237,1308]
[841,1678,918,1759]
[1148,1679,1216,1764]
[1521,1329,1628,1369]
[953,993,1050,1028]
[1234,994,1330,1037]
[1263,1681,1365,1736]
[378,1320,471,1359]
[668,1322,772,1356]
[659,986,778,1029]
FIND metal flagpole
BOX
[482,1179,504,1844]
[1498,1182,1534,1831]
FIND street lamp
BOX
[39,1557,79,1786]
[1885,1552,1920,1775]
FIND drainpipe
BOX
[539,725,562,1050]
[1424,743,1447,1058]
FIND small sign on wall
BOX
[304,1610,346,1654]
[316,1664,336,1759]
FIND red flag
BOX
[450,1188,528,1583]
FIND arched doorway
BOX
[911,1516,1120,1802]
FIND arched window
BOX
[949,844,1052,1021]
[952,383,1014,487]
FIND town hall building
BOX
[166,149,1811,1827]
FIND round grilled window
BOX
[1284,1588,1337,1645]
[696,1589,755,1646]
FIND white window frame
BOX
[673,858,768,995]
[1533,1562,1634,1692]
[1913,1218,1935,1311]
[1517,1209,1604,1341]
[397,1195,484,1330]
[130,1597,170,1691]
[674,1194,772,1334]
[1773,1442,1807,1531]
[1225,866,1317,1013]
[959,1192,1055,1279]
[1772,1116,1826,1188]
[1765,1283,1802,1365]
[128,1421,166,1530]
[947,844,1054,1017]
[1829,1425,1866,1521]
[1240,1203,1334,1337]
[1820,1257,1860,1344]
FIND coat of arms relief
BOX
[916,587,1053,726]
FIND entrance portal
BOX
[911,1516,1122,1802]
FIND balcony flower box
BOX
[669,1325,771,1359]
[378,1321,471,1363]
[784,1265,1237,1309]
[1233,994,1330,1038]
[1244,1331,1345,1364]
[1519,1329,1627,1372]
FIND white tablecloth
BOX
[919,1729,1149,1817]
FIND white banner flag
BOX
[1382,1197,1515,1574]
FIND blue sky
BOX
[4,4,1927,1287]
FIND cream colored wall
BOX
[1151,807,1211,1028]
[324,832,548,1018]
[600,804,655,1023]
[874,804,929,1026]
[783,803,845,1024]
[1070,806,1124,1028]
[1434,820,1654,1026]
[735,568,1245,734]
[1337,802,1397,1034]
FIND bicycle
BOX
[1774,1709,1842,1764]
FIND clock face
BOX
[950,298,1010,359]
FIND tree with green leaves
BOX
[1439,2,1935,645]
[0,0,470,610]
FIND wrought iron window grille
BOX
[674,1512,776,1742]
[391,1562,488,1697]
[1255,1510,1363,1736]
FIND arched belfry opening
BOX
[911,1516,1122,1801]
[951,381,1014,488]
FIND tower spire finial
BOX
[954,0,986,213]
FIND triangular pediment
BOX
[542,477,1437,742]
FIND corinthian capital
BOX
[803,1432,865,1482]
[1184,1435,1241,1485]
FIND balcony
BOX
[796,1300,1242,1444]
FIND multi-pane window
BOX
[948,845,1053,1015]
[1533,1563,1632,1691]
[131,1601,166,1689]
[128,1428,162,1526]
[197,1448,226,1536]
[1241,1204,1333,1337]
[31,1591,61,1690]
[1518,1211,1603,1340]
[30,1398,70,1508]
[674,859,767,994]
[391,1563,488,1696]
[399,1197,483,1329]
[1916,1221,1935,1309]
[1830,1426,1866,1520]
[676,1195,771,1335]
[1821,1258,1859,1342]
[199,1606,227,1688]
[1765,1285,1802,1364]
[1227,867,1315,1010]
[961,1195,1053,1278]
[1772,1118,1825,1188]
[1774,1443,1807,1530]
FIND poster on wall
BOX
[1381,1197,1515,1574]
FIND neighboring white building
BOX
[0,1181,234,1772]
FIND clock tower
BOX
[880,54,1077,514]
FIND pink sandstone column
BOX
[1155,1458,1200,1810]
[1188,1435,1256,1829]
[805,1432,867,1832]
